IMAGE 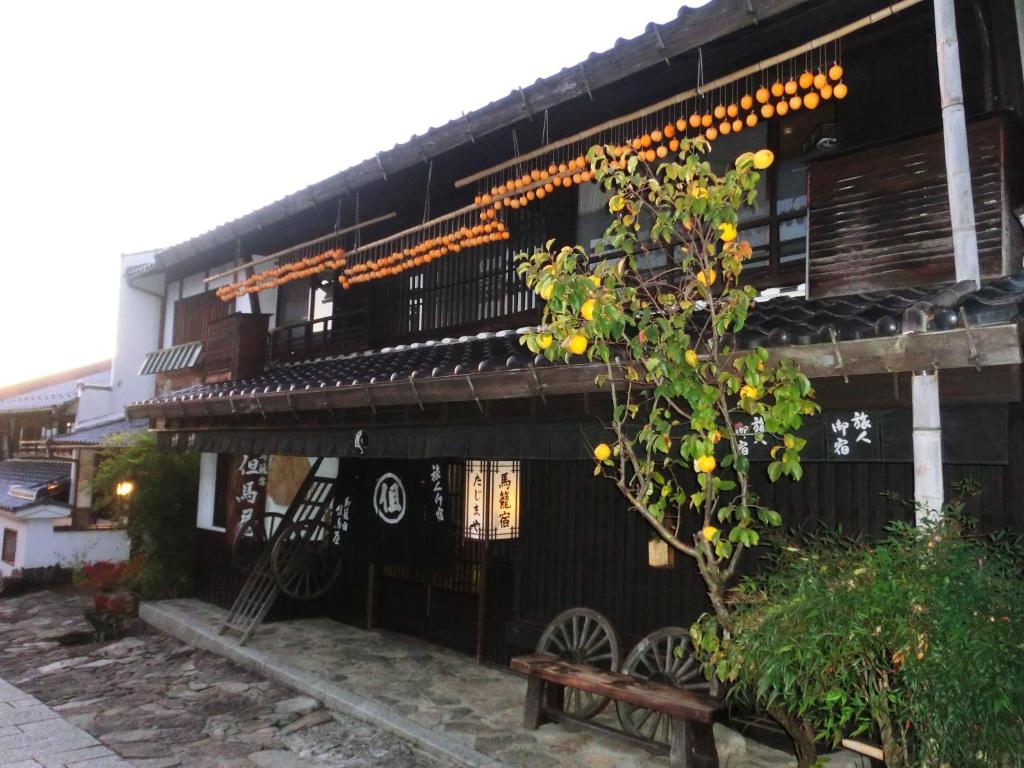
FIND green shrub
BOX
[92,432,199,599]
[693,510,1024,767]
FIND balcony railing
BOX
[269,311,368,366]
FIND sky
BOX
[0,1,706,387]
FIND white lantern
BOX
[464,460,520,540]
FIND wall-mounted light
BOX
[465,460,520,541]
[648,538,675,569]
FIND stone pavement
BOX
[0,676,132,768]
[0,589,446,767]
[143,598,869,768]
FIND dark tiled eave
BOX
[126,275,1024,420]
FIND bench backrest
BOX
[511,652,720,723]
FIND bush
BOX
[91,432,200,599]
[694,509,1024,767]
[73,559,141,639]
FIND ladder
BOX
[220,458,336,644]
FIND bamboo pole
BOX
[933,0,980,286]
[840,739,885,761]
[454,0,925,189]
[912,371,944,520]
[203,212,396,283]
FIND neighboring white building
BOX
[0,460,128,578]
[0,250,163,579]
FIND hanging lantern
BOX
[464,460,520,541]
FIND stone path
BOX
[0,589,446,767]
[0,676,131,768]
[143,598,869,768]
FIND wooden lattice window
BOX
[172,291,231,345]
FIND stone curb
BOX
[140,601,506,768]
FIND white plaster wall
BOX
[0,513,129,577]
[162,279,178,349]
[180,272,206,299]
[108,251,162,410]
[196,452,222,531]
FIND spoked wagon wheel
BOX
[536,607,621,719]
[231,511,286,573]
[616,627,710,743]
[270,518,341,600]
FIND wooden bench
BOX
[511,652,722,768]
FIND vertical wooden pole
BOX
[912,372,944,522]
[476,543,488,664]
[365,562,376,630]
[933,0,980,286]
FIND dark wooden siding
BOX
[807,114,1012,298]
[512,406,1024,658]
[172,291,232,346]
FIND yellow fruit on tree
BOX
[696,268,718,287]
[695,454,717,473]
[739,384,759,400]
[684,349,698,367]
[581,299,596,321]
[568,334,588,355]
[593,443,611,461]
[753,149,775,169]
[702,526,719,542]
[537,333,553,350]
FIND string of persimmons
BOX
[215,63,846,303]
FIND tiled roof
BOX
[49,418,149,447]
[0,460,71,512]
[138,341,204,376]
[129,273,1024,415]
[0,369,110,415]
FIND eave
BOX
[126,325,1022,420]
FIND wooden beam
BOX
[203,213,397,284]
[761,324,1022,378]
[127,325,1022,420]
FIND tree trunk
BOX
[767,704,818,768]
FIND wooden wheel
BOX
[536,607,621,719]
[270,518,341,600]
[231,511,285,573]
[616,627,709,742]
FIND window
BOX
[2,528,17,565]
[212,454,233,530]
[575,105,837,286]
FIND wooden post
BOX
[476,545,488,663]
[912,372,944,522]
[365,562,376,630]
[933,0,980,286]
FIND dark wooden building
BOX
[127,0,1024,667]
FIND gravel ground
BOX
[0,587,448,768]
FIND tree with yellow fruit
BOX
[517,136,819,762]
